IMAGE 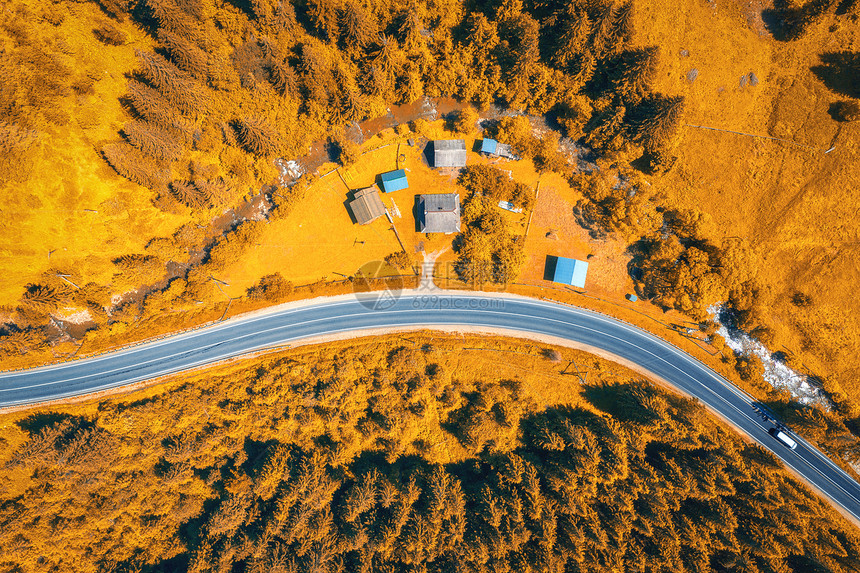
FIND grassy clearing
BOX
[217,123,473,297]
[0,0,188,305]
[634,0,860,396]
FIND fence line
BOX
[684,123,835,153]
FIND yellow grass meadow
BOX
[0,0,188,305]
[633,0,860,396]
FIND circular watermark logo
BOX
[352,260,405,310]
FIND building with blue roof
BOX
[550,256,589,288]
[479,138,516,159]
[380,169,408,193]
[480,138,498,154]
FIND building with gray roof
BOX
[432,139,467,168]
[418,193,461,234]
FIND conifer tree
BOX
[571,52,597,90]
[589,1,618,59]
[611,1,635,46]
[102,142,170,191]
[96,0,130,21]
[170,180,210,209]
[465,12,499,50]
[299,42,337,115]
[144,0,200,41]
[125,79,192,134]
[157,28,208,80]
[553,8,591,71]
[453,107,479,134]
[364,36,401,97]
[643,143,677,174]
[21,284,61,311]
[234,117,280,156]
[194,179,232,207]
[174,0,204,19]
[268,57,298,97]
[306,0,342,44]
[123,120,183,161]
[93,24,127,46]
[340,0,376,51]
[502,13,541,109]
[135,49,205,116]
[257,37,299,97]
[250,0,275,23]
[585,105,627,151]
[630,94,685,149]
[399,10,428,57]
[112,253,165,284]
[608,46,659,104]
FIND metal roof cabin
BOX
[552,257,589,288]
[480,138,516,159]
[433,139,467,168]
[380,169,408,193]
[418,193,461,233]
[480,138,498,154]
[349,186,386,225]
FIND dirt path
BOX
[419,249,446,291]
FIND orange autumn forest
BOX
[1,0,860,571]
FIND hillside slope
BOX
[634,0,860,400]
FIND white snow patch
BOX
[54,308,93,324]
[248,200,269,221]
[709,304,832,409]
[276,158,304,183]
[111,289,137,307]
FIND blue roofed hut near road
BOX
[380,169,408,193]
[550,256,589,288]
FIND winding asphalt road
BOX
[2,291,860,521]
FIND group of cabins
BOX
[348,139,472,233]
[346,136,588,288]
[348,178,462,235]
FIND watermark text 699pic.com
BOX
[410,295,505,310]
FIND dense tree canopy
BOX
[16,0,689,204]
[1,339,858,572]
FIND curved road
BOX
[2,291,860,522]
